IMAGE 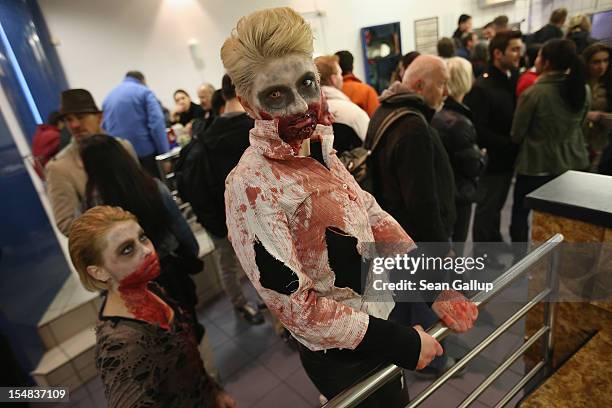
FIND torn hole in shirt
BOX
[255,240,300,295]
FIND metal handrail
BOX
[407,289,550,407]
[455,325,549,408]
[494,361,545,408]
[323,233,564,408]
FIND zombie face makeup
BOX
[97,220,156,284]
[244,54,323,150]
[95,220,172,329]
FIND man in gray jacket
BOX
[46,89,137,235]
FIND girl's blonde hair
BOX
[68,206,136,291]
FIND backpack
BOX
[338,107,424,191]
[174,136,218,230]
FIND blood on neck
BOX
[117,253,172,329]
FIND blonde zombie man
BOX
[221,7,478,405]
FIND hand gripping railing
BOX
[323,233,564,408]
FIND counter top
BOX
[525,171,612,228]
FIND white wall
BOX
[39,0,612,109]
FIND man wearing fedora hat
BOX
[46,88,138,235]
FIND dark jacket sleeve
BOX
[157,180,199,256]
[355,315,421,369]
[180,140,228,239]
[392,117,448,243]
[451,120,485,180]
[464,85,513,151]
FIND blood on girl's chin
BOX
[119,253,161,288]
[117,252,171,330]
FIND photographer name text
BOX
[372,279,494,292]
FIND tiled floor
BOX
[47,182,532,407]
[200,282,323,407]
[51,282,529,408]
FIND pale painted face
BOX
[89,220,156,288]
[246,54,321,118]
[64,112,102,144]
[240,53,322,148]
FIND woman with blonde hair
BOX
[432,57,485,256]
[68,206,235,408]
[220,7,477,405]
[566,14,596,54]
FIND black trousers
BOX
[453,201,473,256]
[472,171,513,243]
[509,174,556,244]
[139,154,161,179]
[298,344,409,407]
[599,134,612,175]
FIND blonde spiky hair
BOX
[220,7,314,99]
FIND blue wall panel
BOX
[0,0,68,140]
[0,0,71,376]
[0,106,69,376]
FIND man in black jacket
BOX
[368,55,456,254]
[194,74,264,324]
[367,55,460,377]
[464,31,522,257]
[526,8,566,45]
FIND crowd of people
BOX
[29,5,612,408]
[434,8,611,258]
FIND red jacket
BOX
[31,124,60,180]
[341,74,380,117]
[516,70,539,98]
